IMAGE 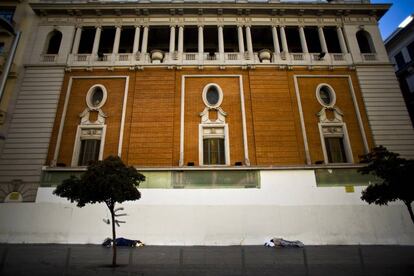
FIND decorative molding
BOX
[180,75,249,167]
[293,74,370,165]
[52,76,130,166]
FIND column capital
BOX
[95,25,102,29]
[115,24,122,29]
[169,24,176,28]
[134,24,141,28]
[75,24,82,29]
[198,24,204,28]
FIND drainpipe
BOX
[0,31,21,104]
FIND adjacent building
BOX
[0,0,413,245]
[385,14,414,127]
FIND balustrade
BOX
[61,24,378,67]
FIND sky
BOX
[371,0,414,40]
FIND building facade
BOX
[385,14,414,127]
[0,0,413,245]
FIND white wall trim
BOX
[118,77,130,157]
[293,76,311,165]
[294,74,369,164]
[52,76,129,166]
[180,74,249,166]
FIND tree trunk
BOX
[110,207,117,266]
[404,201,414,224]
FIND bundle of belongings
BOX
[102,237,145,247]
[264,238,304,248]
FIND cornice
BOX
[30,2,390,19]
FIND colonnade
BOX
[70,24,349,58]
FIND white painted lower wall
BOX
[0,170,413,245]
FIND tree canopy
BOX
[359,146,414,224]
[54,155,144,208]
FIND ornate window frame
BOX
[198,83,230,166]
[318,122,353,164]
[199,124,231,166]
[71,125,106,167]
[71,84,108,167]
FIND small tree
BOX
[54,156,145,266]
[359,146,414,224]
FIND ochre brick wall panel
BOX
[296,74,371,164]
[46,68,373,168]
[127,69,176,166]
[183,75,245,166]
[249,70,303,165]
[57,77,126,166]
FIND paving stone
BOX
[203,246,242,266]
[2,245,67,276]
[132,246,180,265]
[306,246,361,265]
[273,247,305,265]
[361,246,414,265]
[244,246,277,265]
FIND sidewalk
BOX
[0,244,413,276]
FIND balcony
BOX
[66,51,357,67]
[40,54,58,63]
[361,53,377,61]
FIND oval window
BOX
[206,86,219,106]
[202,84,223,108]
[86,84,107,109]
[316,84,336,107]
[91,87,104,107]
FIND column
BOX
[318,26,328,53]
[271,26,280,54]
[141,25,149,54]
[245,26,253,54]
[218,25,224,61]
[169,25,176,53]
[280,26,289,53]
[91,26,102,55]
[71,26,82,54]
[336,26,348,54]
[298,26,308,53]
[237,25,245,53]
[133,26,140,53]
[178,26,184,54]
[112,26,121,54]
[198,25,204,62]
